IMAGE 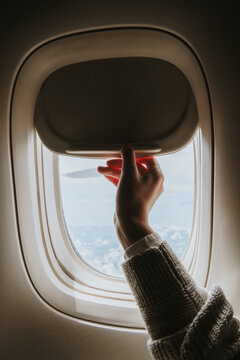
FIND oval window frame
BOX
[11,27,213,326]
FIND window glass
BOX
[58,141,194,278]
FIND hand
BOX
[97,145,164,249]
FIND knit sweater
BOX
[122,234,240,359]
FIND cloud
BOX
[69,224,191,278]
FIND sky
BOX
[58,141,195,228]
[56,141,195,277]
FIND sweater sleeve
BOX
[122,236,240,360]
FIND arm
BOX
[123,233,240,359]
[98,145,240,359]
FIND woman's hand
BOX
[97,145,164,249]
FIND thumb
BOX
[121,144,138,177]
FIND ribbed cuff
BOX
[124,232,162,259]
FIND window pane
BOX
[58,141,194,278]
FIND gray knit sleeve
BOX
[122,240,240,360]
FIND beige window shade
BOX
[35,57,198,158]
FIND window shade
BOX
[35,57,198,157]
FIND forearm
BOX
[99,147,240,358]
[122,235,240,359]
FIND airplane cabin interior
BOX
[0,2,240,359]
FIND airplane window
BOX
[58,141,195,278]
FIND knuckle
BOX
[153,169,163,181]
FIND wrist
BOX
[116,218,154,249]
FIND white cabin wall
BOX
[0,1,239,358]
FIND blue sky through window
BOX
[59,142,194,278]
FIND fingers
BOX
[107,157,162,173]
[137,157,164,185]
[98,150,163,182]
[136,157,152,164]
[98,162,147,179]
[121,144,138,177]
[97,166,120,186]
[107,159,122,168]
[107,156,157,169]
[97,166,121,178]
[104,175,119,187]
[143,157,163,176]
[136,161,148,176]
